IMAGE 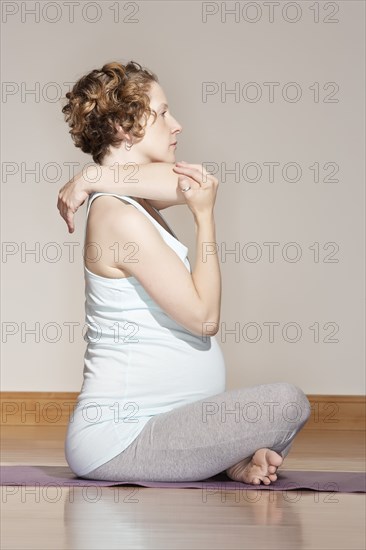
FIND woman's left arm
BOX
[57,162,198,232]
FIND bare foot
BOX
[226,448,284,485]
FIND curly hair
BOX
[61,61,159,165]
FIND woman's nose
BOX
[174,122,183,134]
[171,116,182,134]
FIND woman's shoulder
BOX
[87,194,154,234]
[86,194,139,232]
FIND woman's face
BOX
[133,81,182,163]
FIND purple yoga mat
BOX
[0,465,365,493]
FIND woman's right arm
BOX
[86,163,221,337]
[91,195,220,337]
[57,162,197,233]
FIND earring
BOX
[125,140,133,151]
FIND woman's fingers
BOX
[66,212,75,233]
[173,163,212,185]
[175,174,200,192]
[173,167,200,187]
[57,189,74,232]
[175,162,210,176]
[57,174,88,232]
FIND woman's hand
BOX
[173,161,219,218]
[57,166,99,233]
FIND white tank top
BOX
[65,192,226,477]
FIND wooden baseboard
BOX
[0,393,365,430]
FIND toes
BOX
[266,449,284,468]
[269,473,277,481]
[268,465,277,474]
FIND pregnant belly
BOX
[78,335,226,416]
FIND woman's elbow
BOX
[192,317,220,337]
[203,320,220,336]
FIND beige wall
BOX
[1,1,364,395]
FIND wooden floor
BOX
[1,426,365,550]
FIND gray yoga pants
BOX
[82,382,311,482]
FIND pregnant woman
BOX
[60,60,311,484]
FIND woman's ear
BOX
[114,124,134,151]
[114,120,128,138]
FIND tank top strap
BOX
[86,192,136,219]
